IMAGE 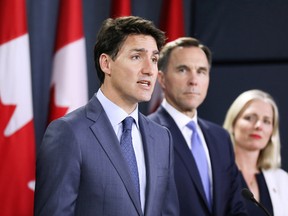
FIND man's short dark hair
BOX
[158,37,212,72]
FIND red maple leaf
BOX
[0,97,35,216]
[48,85,69,123]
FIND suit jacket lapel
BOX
[138,114,157,215]
[157,107,210,208]
[86,97,142,215]
[198,119,226,214]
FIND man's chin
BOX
[137,92,153,102]
[181,102,199,111]
[139,96,151,103]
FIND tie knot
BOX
[186,121,197,132]
[123,116,134,131]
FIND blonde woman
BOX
[223,89,288,216]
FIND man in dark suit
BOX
[34,16,179,216]
[149,37,247,216]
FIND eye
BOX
[263,118,272,125]
[177,67,186,73]
[151,56,158,64]
[132,55,141,60]
[243,115,257,123]
[197,68,208,75]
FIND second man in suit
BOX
[149,37,247,216]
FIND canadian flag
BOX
[0,0,36,215]
[159,0,185,42]
[48,0,88,123]
[111,0,131,17]
[148,0,185,113]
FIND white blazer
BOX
[263,168,288,216]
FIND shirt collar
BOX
[96,89,139,129]
[161,98,198,130]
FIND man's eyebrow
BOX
[176,64,189,70]
[130,48,146,53]
[130,48,159,55]
[198,66,209,70]
[153,50,160,55]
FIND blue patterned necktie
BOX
[120,117,140,197]
[187,121,212,209]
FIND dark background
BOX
[27,0,288,171]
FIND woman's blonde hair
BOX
[223,89,281,169]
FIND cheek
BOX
[168,80,183,95]
[201,79,210,91]
[152,70,158,80]
[233,129,242,142]
[233,124,248,139]
[169,76,185,88]
[161,75,174,89]
[264,127,273,139]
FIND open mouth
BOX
[137,80,151,87]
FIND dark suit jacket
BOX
[149,106,247,216]
[34,96,179,216]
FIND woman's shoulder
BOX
[263,168,288,182]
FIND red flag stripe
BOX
[54,0,84,52]
[111,0,131,18]
[0,0,27,44]
[160,0,185,42]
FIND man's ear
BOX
[158,70,166,90]
[99,53,111,75]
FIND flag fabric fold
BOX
[0,0,36,215]
[111,0,131,18]
[159,0,185,42]
[48,0,88,123]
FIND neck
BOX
[164,97,197,118]
[235,146,260,174]
[100,85,137,114]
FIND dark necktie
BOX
[120,117,140,197]
[187,121,212,209]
